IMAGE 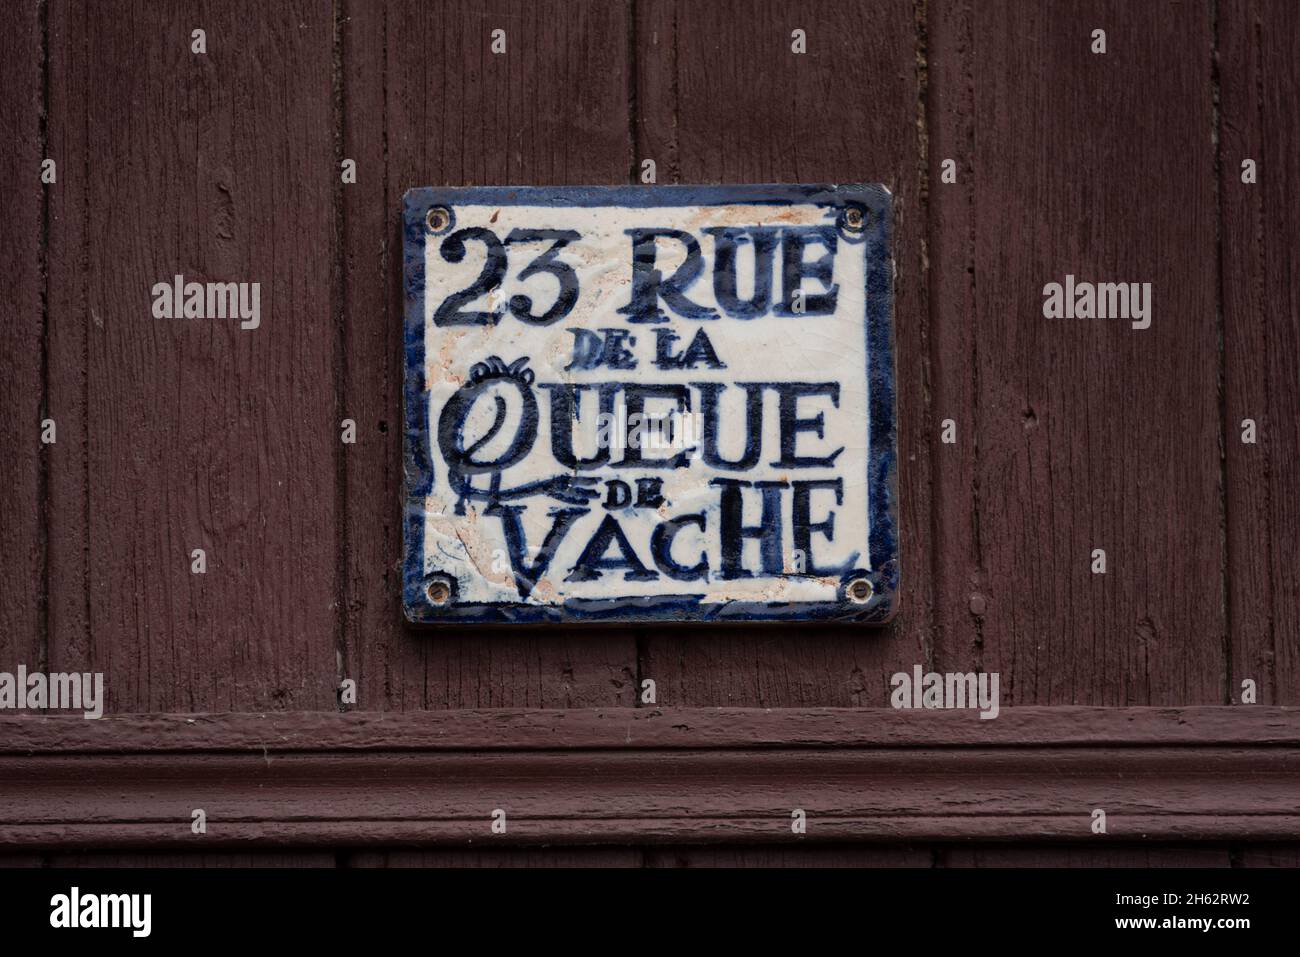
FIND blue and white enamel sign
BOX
[403,185,898,625]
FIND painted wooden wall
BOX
[0,0,1296,865]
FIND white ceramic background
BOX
[420,201,870,606]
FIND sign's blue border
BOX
[402,184,899,625]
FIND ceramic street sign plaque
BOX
[402,185,898,625]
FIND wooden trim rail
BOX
[2,707,1296,848]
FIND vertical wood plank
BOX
[1219,0,1300,705]
[46,0,339,711]
[942,845,1231,867]
[338,0,392,707]
[0,2,44,674]
[1237,844,1300,867]
[46,0,91,691]
[340,0,638,709]
[346,849,641,867]
[925,0,981,701]
[643,846,931,867]
[927,0,1224,705]
[633,0,932,707]
[47,852,336,867]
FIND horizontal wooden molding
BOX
[1,707,1296,848]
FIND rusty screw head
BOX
[425,205,452,233]
[842,206,866,232]
[426,577,452,606]
[848,577,874,604]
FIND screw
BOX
[843,206,866,231]
[427,577,452,606]
[848,578,874,603]
[426,206,451,233]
